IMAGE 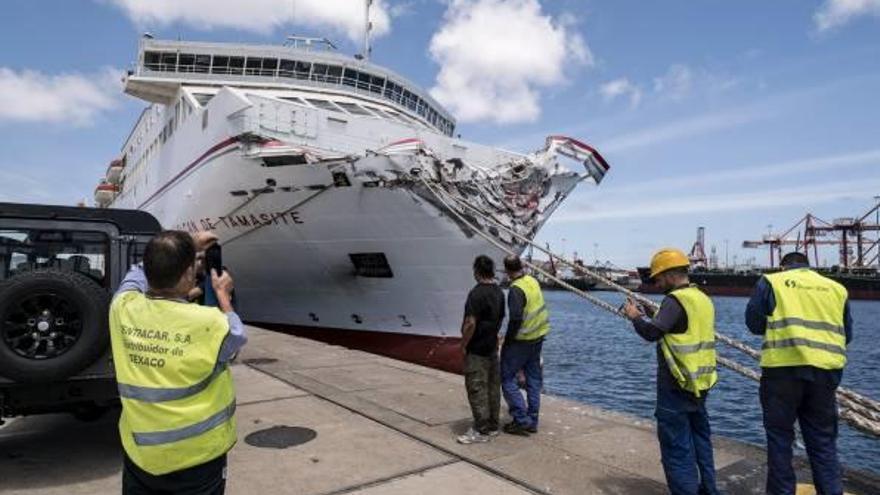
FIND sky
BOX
[0,0,878,268]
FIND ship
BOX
[637,222,880,301]
[95,28,610,372]
[636,266,880,300]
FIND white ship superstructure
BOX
[99,35,609,371]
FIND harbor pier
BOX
[2,326,878,495]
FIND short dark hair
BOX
[473,255,495,279]
[144,231,196,290]
[503,255,523,273]
[780,251,809,267]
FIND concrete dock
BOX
[2,326,878,494]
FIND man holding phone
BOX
[109,231,247,494]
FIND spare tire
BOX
[0,269,110,382]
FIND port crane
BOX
[742,199,880,269]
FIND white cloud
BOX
[599,78,642,108]
[653,64,693,100]
[104,0,392,42]
[428,0,592,124]
[557,178,880,223]
[815,0,880,31]
[0,67,121,126]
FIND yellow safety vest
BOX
[109,292,237,475]
[660,286,718,397]
[761,269,848,370]
[511,275,550,341]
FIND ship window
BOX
[403,90,418,111]
[212,56,230,74]
[279,59,295,78]
[161,52,177,71]
[177,54,194,72]
[343,68,359,88]
[245,57,263,76]
[349,253,394,278]
[310,63,327,81]
[306,99,342,113]
[384,81,403,104]
[195,54,211,73]
[144,51,161,70]
[228,56,244,75]
[262,58,278,77]
[336,102,372,116]
[369,75,385,94]
[294,61,311,80]
[356,71,371,91]
[326,65,343,84]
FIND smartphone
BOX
[205,244,223,276]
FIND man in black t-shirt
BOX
[457,255,506,444]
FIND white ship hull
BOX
[106,39,609,371]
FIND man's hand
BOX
[211,269,235,313]
[622,298,644,321]
[459,341,468,357]
[192,231,219,252]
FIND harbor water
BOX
[542,290,880,475]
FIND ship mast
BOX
[363,0,373,61]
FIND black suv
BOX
[0,203,160,421]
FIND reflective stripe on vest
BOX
[511,275,550,341]
[109,292,238,476]
[134,402,237,446]
[117,362,226,403]
[761,269,848,370]
[660,286,718,397]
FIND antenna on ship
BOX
[363,0,373,61]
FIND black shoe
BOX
[503,421,531,436]
[525,424,538,434]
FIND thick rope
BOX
[417,174,880,438]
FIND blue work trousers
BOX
[500,340,542,428]
[760,376,842,495]
[655,389,719,495]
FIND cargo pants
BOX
[464,353,501,434]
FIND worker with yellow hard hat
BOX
[622,248,719,495]
[745,251,852,495]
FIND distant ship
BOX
[94,20,610,372]
[637,267,880,301]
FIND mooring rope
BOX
[416,173,880,438]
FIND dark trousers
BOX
[500,340,543,428]
[760,376,842,495]
[655,403,718,495]
[123,454,227,495]
[464,352,501,433]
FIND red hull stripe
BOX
[384,137,422,147]
[250,321,465,374]
[138,136,241,210]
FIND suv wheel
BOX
[0,269,110,382]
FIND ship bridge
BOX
[124,38,456,136]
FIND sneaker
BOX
[502,421,531,436]
[485,429,501,438]
[456,427,490,444]
[525,424,538,434]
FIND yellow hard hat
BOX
[649,248,690,279]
